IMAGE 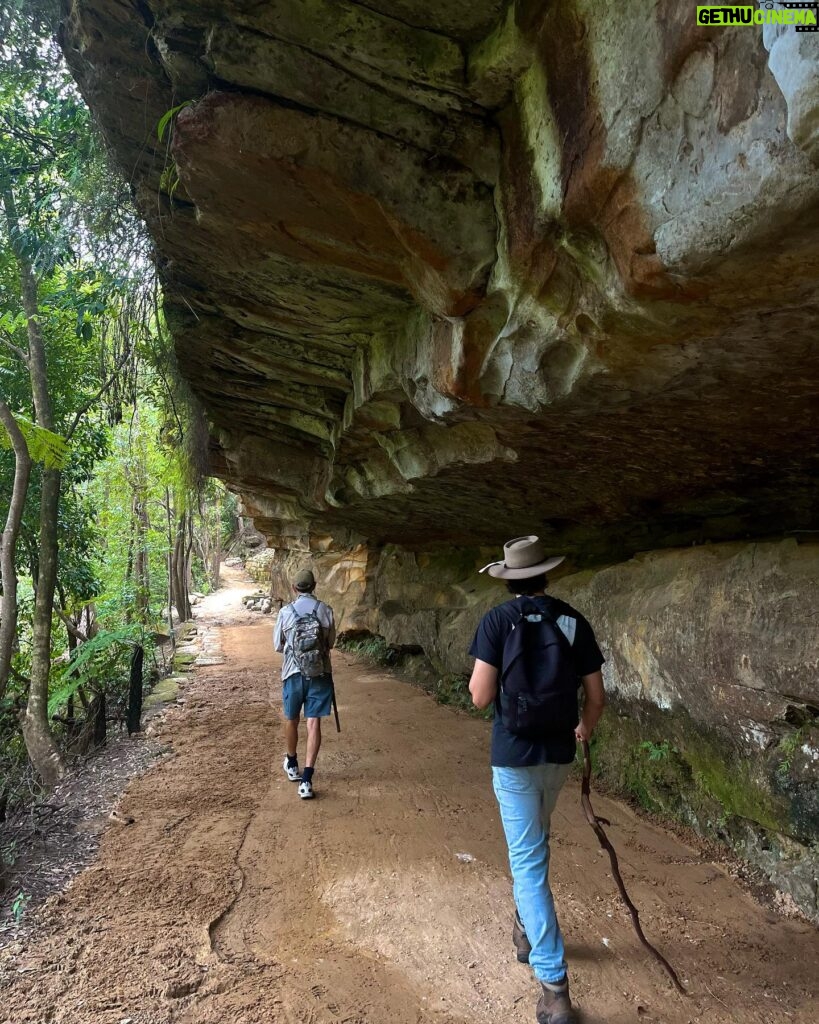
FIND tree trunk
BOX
[197,495,211,588]
[127,645,143,735]
[3,174,65,785]
[0,401,31,700]
[165,488,174,635]
[133,494,150,622]
[140,497,151,616]
[23,466,64,786]
[211,501,222,592]
[185,511,194,595]
[92,688,106,748]
[123,516,135,625]
[173,512,191,621]
[130,425,151,624]
[172,526,182,620]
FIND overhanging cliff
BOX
[61,0,819,560]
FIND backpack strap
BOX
[500,597,575,661]
[282,599,316,643]
[498,596,533,627]
[291,596,320,620]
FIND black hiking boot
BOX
[512,911,531,963]
[536,977,577,1024]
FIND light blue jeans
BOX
[492,763,572,984]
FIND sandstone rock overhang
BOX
[60,0,819,561]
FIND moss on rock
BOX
[144,676,180,709]
[591,696,818,920]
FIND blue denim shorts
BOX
[282,672,333,720]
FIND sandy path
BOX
[1,566,816,1024]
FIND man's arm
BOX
[273,610,286,652]
[325,607,336,649]
[469,659,499,710]
[575,670,605,742]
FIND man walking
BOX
[274,568,336,800]
[468,536,605,1024]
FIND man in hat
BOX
[274,568,336,799]
[468,536,605,1024]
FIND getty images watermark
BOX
[697,2,819,29]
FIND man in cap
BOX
[468,536,605,1024]
[274,567,336,799]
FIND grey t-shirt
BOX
[274,594,336,681]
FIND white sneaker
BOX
[283,756,300,782]
[298,779,314,800]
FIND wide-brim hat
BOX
[479,535,565,580]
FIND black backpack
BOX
[498,598,579,738]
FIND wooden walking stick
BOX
[330,674,341,733]
[581,739,686,994]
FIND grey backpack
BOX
[290,599,326,678]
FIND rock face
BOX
[60,3,819,912]
[559,539,819,921]
[61,0,819,559]
[266,535,819,921]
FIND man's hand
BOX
[575,720,592,743]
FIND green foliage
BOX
[428,673,486,716]
[48,624,148,717]
[0,686,31,810]
[338,634,393,665]
[638,739,672,762]
[157,101,192,143]
[156,101,192,201]
[159,163,181,200]
[0,0,234,826]
[596,731,688,815]
[591,701,791,837]
[776,727,806,779]
[0,2,178,796]
[0,412,69,469]
[11,890,29,923]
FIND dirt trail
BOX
[1,566,817,1024]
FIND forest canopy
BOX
[0,0,234,850]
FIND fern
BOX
[48,624,145,716]
[0,411,69,469]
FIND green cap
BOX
[294,568,316,591]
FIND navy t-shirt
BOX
[469,595,604,768]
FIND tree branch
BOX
[0,112,58,158]
[0,399,32,700]
[54,607,89,644]
[0,332,29,366]
[9,665,31,690]
[65,346,132,439]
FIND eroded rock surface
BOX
[61,0,819,558]
[265,535,819,921]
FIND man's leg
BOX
[282,674,305,781]
[299,677,333,797]
[284,715,299,759]
[298,719,321,798]
[305,716,322,767]
[493,763,571,984]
